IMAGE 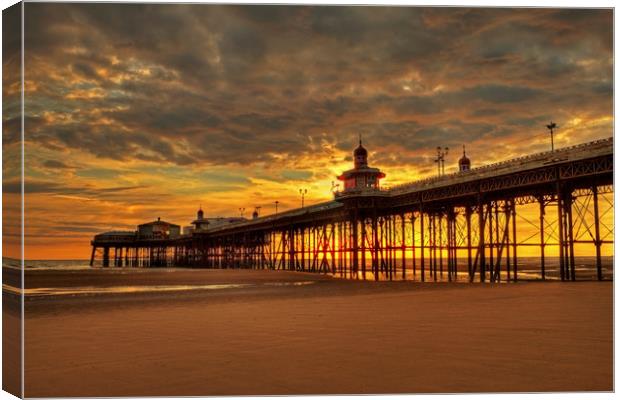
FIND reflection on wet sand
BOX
[5,281,316,298]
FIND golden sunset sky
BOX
[2,4,613,259]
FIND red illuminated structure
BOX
[337,137,385,192]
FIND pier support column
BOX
[511,200,518,282]
[478,196,486,283]
[556,182,566,281]
[420,207,425,283]
[281,230,288,271]
[410,212,416,279]
[321,224,328,273]
[592,185,603,281]
[446,209,454,282]
[505,202,511,282]
[438,212,444,280]
[465,206,472,280]
[488,203,494,282]
[337,223,343,276]
[429,212,437,282]
[401,213,406,280]
[289,227,296,271]
[372,214,379,281]
[493,202,500,282]
[300,227,306,272]
[564,191,576,281]
[89,246,96,267]
[539,196,546,280]
[344,222,349,278]
[103,246,110,268]
[361,218,367,280]
[331,223,336,274]
[351,213,359,279]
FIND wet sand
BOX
[16,269,613,396]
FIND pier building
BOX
[337,138,385,192]
[138,218,180,239]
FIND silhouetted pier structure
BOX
[91,137,613,282]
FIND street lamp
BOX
[546,121,557,151]
[275,200,279,215]
[299,188,308,208]
[434,146,449,177]
[331,181,340,194]
[238,207,245,218]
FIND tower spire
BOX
[459,144,471,172]
[353,134,368,169]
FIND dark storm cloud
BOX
[4,179,146,195]
[390,96,441,115]
[470,108,503,117]
[22,4,613,169]
[3,117,23,145]
[72,62,100,80]
[460,84,542,104]
[507,115,551,128]
[43,160,74,169]
[52,225,107,234]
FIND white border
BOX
[0,1,616,400]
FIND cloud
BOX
[4,179,146,196]
[43,160,75,169]
[10,4,613,258]
[21,5,612,167]
[459,84,542,104]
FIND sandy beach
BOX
[12,268,613,397]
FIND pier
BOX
[90,137,613,282]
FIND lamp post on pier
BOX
[331,181,340,194]
[299,188,308,208]
[435,146,449,177]
[252,206,261,219]
[546,121,557,151]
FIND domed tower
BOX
[191,205,209,231]
[337,135,385,192]
[354,138,368,169]
[459,145,471,172]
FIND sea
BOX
[4,256,614,281]
[1,256,613,299]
